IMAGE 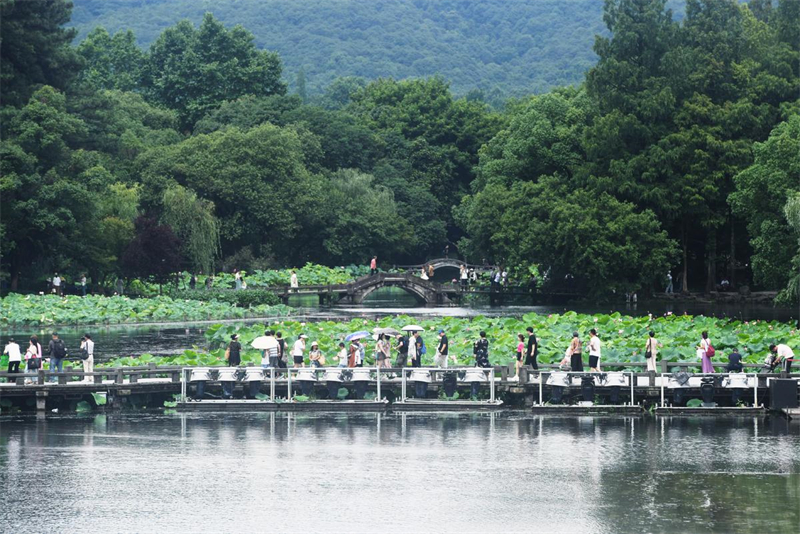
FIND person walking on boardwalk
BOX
[460,265,468,289]
[726,348,743,373]
[567,332,583,372]
[4,338,21,375]
[395,334,409,368]
[227,334,242,366]
[473,331,490,368]
[698,331,715,373]
[588,329,602,372]
[309,342,325,368]
[434,330,452,368]
[770,343,795,373]
[376,333,391,368]
[525,327,539,371]
[513,333,525,381]
[408,331,418,367]
[292,334,308,368]
[47,332,67,377]
[290,270,299,290]
[644,331,662,372]
[260,330,279,369]
[665,272,673,294]
[80,334,95,382]
[24,336,42,384]
[276,332,288,368]
[336,342,348,367]
[370,256,378,275]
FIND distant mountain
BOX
[70,0,689,97]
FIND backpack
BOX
[419,338,427,355]
[52,339,67,359]
[706,344,715,358]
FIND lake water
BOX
[1,412,798,533]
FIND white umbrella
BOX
[252,336,278,350]
[402,325,424,332]
[374,327,401,336]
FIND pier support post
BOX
[35,391,48,413]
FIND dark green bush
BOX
[169,289,280,307]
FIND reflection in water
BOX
[1,413,798,533]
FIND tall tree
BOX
[161,184,221,274]
[142,13,286,129]
[0,0,82,106]
[76,27,145,92]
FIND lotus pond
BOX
[0,293,292,326]
[96,311,798,370]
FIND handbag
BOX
[645,340,652,359]
[80,348,90,361]
[28,357,41,370]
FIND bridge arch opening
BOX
[359,286,423,307]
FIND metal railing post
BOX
[376,366,381,401]
[401,369,406,402]
[489,368,495,403]
[539,372,543,406]
[753,373,758,407]
[287,368,292,401]
[630,372,635,406]
[660,373,665,407]
[181,368,187,403]
[270,367,275,400]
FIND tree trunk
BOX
[705,229,716,294]
[10,271,19,292]
[681,222,689,293]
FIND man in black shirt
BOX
[525,326,539,370]
[726,349,743,372]
[435,330,450,367]
[413,332,424,368]
[395,334,408,368]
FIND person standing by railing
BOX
[473,331,490,368]
[376,333,391,368]
[292,334,307,368]
[290,270,299,291]
[525,327,539,371]
[770,343,795,373]
[370,256,378,276]
[588,329,602,372]
[513,334,525,381]
[698,331,715,373]
[3,338,21,375]
[80,334,94,383]
[395,334,409,368]
[47,332,67,379]
[227,334,241,367]
[24,336,42,384]
[567,332,583,372]
[644,331,662,372]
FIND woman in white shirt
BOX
[24,336,42,384]
[290,270,299,289]
[80,334,95,382]
[588,328,601,372]
[644,331,662,372]
[292,335,307,368]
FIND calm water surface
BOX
[1,413,798,533]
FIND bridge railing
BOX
[0,364,184,386]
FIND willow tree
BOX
[162,184,221,274]
[784,193,800,317]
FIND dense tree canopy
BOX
[1,0,798,305]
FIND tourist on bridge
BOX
[513,333,525,381]
[588,329,602,372]
[420,267,429,281]
[644,331,662,372]
[336,342,348,367]
[51,272,62,295]
[665,272,673,294]
[770,343,795,373]
[227,334,241,367]
[3,338,21,375]
[473,331,490,368]
[348,339,359,368]
[80,334,94,383]
[698,331,715,373]
[370,256,378,276]
[413,332,426,368]
[47,332,67,377]
[290,270,299,290]
[395,334,409,367]
[234,269,242,290]
[260,330,279,368]
[459,265,468,289]
[726,349,743,373]
[376,333,391,368]
[525,327,539,371]
[292,334,308,368]
[434,330,451,368]
[309,342,325,368]
[276,332,287,368]
[567,332,583,372]
[24,336,42,384]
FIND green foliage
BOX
[169,288,281,307]
[76,27,144,91]
[94,311,798,370]
[0,293,291,326]
[162,184,221,273]
[70,0,609,99]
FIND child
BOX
[336,342,347,368]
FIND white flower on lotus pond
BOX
[593,318,598,322]
[618,329,624,335]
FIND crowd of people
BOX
[228,328,796,378]
[2,332,95,383]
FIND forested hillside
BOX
[2,0,798,304]
[70,0,613,99]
